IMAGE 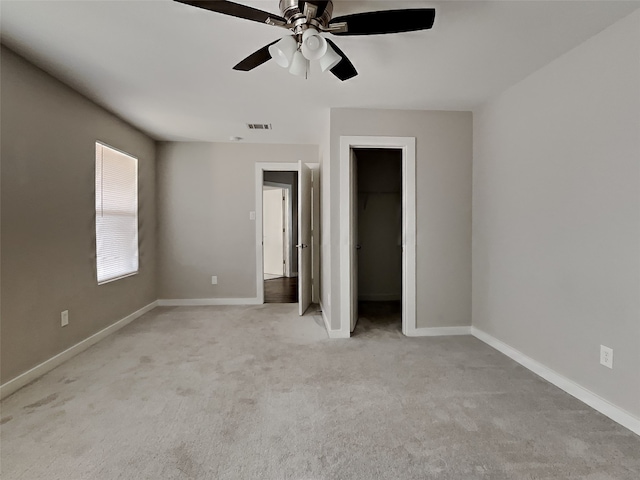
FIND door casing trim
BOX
[339,136,417,337]
[255,163,301,304]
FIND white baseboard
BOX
[0,301,158,400]
[157,298,261,306]
[406,325,471,337]
[318,301,349,339]
[471,327,640,436]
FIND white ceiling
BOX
[1,0,638,144]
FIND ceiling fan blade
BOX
[174,0,286,25]
[330,9,435,36]
[233,41,279,71]
[326,39,358,81]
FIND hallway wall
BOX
[264,170,298,275]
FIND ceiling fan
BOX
[174,0,436,81]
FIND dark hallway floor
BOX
[264,276,298,303]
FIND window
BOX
[95,142,139,284]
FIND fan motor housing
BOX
[279,0,333,29]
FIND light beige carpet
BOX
[1,304,639,479]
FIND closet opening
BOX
[352,148,403,334]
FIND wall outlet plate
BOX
[211,276,218,285]
[61,310,69,327]
[600,345,613,369]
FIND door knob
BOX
[296,244,308,248]
[356,245,362,250]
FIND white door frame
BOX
[255,163,300,304]
[339,136,417,337]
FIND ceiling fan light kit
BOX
[174,0,436,81]
[271,27,340,77]
[318,44,341,72]
[268,35,298,68]
[301,28,327,60]
[289,50,309,77]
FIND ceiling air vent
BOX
[247,123,272,130]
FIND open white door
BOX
[350,150,359,332]
[298,161,312,315]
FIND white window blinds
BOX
[95,142,139,284]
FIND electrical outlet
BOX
[61,310,69,327]
[249,211,256,220]
[211,276,218,285]
[600,345,613,369]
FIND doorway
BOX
[262,173,298,303]
[339,136,417,337]
[353,149,403,334]
[255,162,313,315]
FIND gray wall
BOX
[0,46,157,384]
[328,109,473,330]
[157,142,318,299]
[356,149,403,301]
[472,10,640,418]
